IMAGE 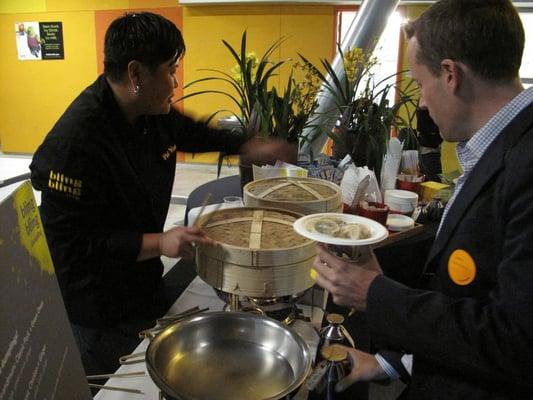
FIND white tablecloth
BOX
[94,277,324,400]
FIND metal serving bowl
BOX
[146,311,312,400]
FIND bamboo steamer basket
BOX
[243,177,342,215]
[195,207,315,298]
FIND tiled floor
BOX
[0,153,31,181]
[168,162,237,225]
[172,162,238,203]
[0,153,35,203]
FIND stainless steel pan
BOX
[145,311,312,400]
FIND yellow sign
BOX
[448,249,476,286]
[13,181,55,275]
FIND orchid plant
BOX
[182,31,322,144]
[300,45,418,182]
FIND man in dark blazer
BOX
[312,0,533,398]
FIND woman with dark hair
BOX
[30,12,289,377]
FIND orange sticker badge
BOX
[448,249,476,286]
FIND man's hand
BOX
[312,243,382,311]
[336,347,388,392]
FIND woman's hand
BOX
[138,227,216,261]
[158,226,216,259]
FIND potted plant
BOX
[181,31,322,188]
[181,31,284,133]
[300,46,418,184]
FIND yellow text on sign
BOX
[14,182,55,275]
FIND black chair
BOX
[184,175,240,226]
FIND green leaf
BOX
[321,59,348,104]
[182,30,324,144]
[185,73,246,101]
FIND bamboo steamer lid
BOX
[195,207,316,298]
[243,177,342,215]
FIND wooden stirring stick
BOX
[193,193,213,228]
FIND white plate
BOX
[386,214,415,232]
[293,213,389,246]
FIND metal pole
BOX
[300,0,401,157]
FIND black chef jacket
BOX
[30,75,244,328]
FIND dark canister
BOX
[307,344,350,400]
[319,313,355,354]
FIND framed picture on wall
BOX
[14,21,64,61]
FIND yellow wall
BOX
[0,11,96,153]
[0,0,334,160]
[0,0,177,153]
[0,1,46,14]
[181,4,334,162]
[0,0,458,172]
[183,5,333,117]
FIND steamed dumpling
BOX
[305,217,371,240]
[338,223,371,240]
[306,217,341,236]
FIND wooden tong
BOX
[86,371,145,394]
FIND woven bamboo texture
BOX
[195,207,316,297]
[243,177,342,215]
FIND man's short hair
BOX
[404,0,524,82]
[104,12,185,82]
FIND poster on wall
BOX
[15,21,64,61]
[0,182,90,399]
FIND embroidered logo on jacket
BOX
[48,170,82,199]
[161,145,177,160]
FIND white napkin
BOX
[340,164,382,206]
[380,137,403,194]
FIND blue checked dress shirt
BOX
[437,87,533,236]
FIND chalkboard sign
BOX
[0,182,90,399]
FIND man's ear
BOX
[440,59,463,93]
[127,60,143,88]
